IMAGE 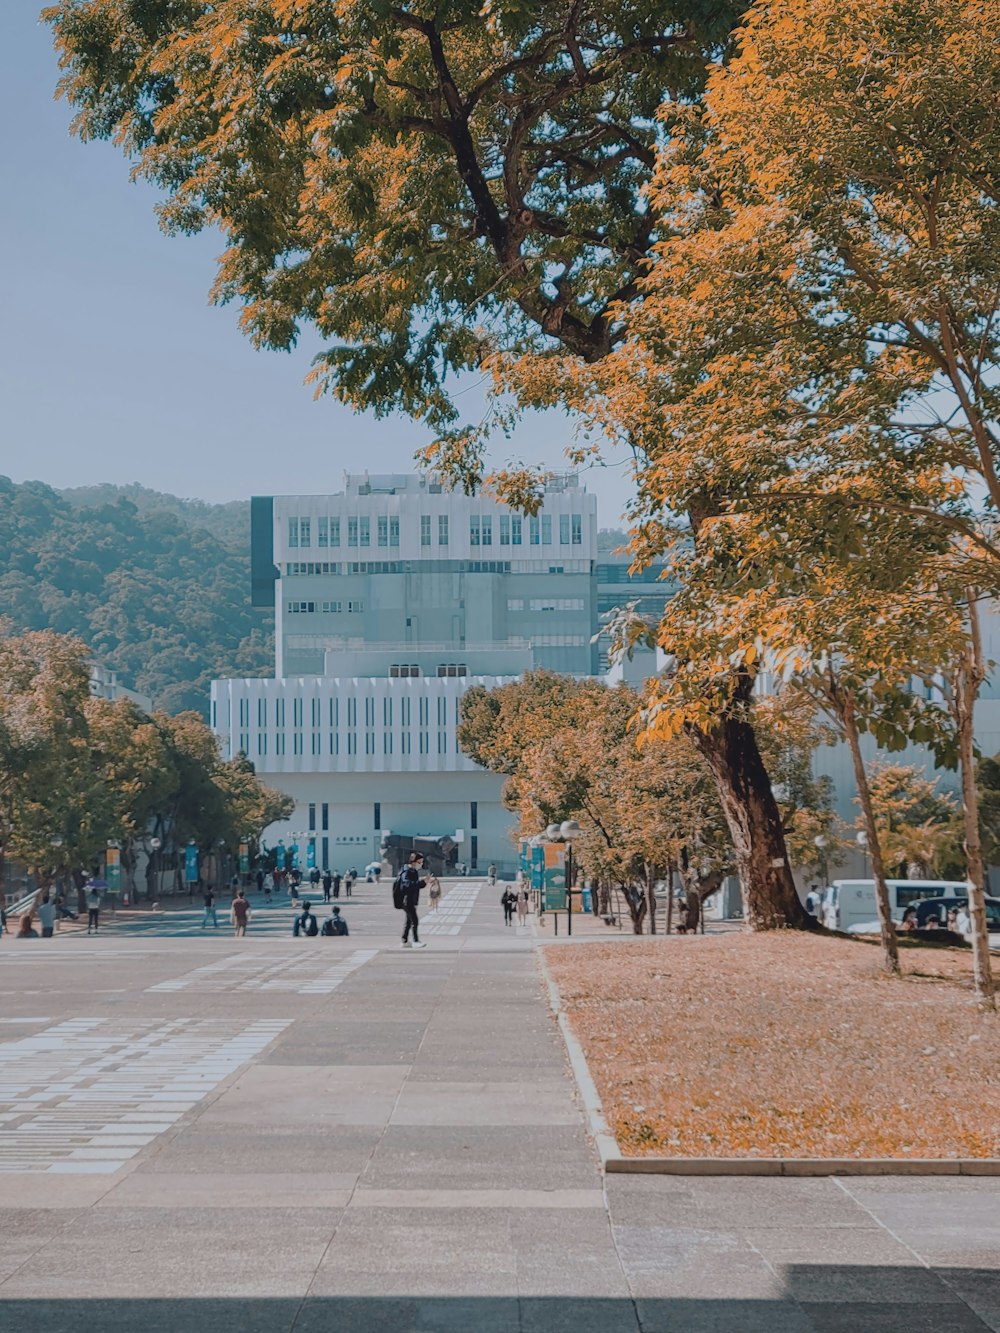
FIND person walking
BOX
[230,889,251,937]
[346,867,356,896]
[36,896,57,939]
[396,853,427,949]
[201,887,219,929]
[322,869,333,903]
[86,882,102,935]
[516,886,529,926]
[487,863,497,886]
[501,888,515,927]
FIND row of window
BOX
[237,730,460,757]
[388,664,469,678]
[282,559,588,576]
[236,695,463,728]
[286,600,365,614]
[507,598,586,612]
[287,513,585,550]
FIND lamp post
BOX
[148,836,161,903]
[856,829,869,877]
[814,834,828,887]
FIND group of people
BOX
[900,904,971,934]
[292,902,350,937]
[254,865,360,902]
[500,886,530,927]
[2,882,99,939]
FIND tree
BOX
[46,1,819,929]
[865,764,962,880]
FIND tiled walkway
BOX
[0,884,997,1330]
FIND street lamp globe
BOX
[813,834,827,849]
[50,835,64,849]
[149,837,161,852]
[545,823,561,840]
[856,830,868,848]
[560,820,582,840]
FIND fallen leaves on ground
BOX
[546,933,1000,1158]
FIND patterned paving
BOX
[147,947,377,994]
[418,882,483,936]
[0,1015,289,1173]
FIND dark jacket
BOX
[401,864,425,904]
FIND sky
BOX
[0,7,635,526]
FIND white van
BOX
[822,880,968,932]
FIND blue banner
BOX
[184,845,199,884]
[275,844,286,871]
[306,840,316,870]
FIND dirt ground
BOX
[546,933,1000,1159]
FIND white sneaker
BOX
[401,941,412,948]
[411,941,427,949]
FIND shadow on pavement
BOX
[2,1270,998,1333]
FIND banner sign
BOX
[543,843,566,911]
[239,842,250,875]
[275,844,287,871]
[184,844,200,884]
[306,840,316,870]
[106,844,121,894]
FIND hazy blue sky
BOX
[1,7,635,524]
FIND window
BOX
[401,697,411,725]
[500,515,510,545]
[470,515,480,546]
[322,802,329,831]
[308,803,316,831]
[436,663,467,677]
[257,698,267,726]
[421,515,431,546]
[365,697,375,727]
[470,834,478,867]
[276,699,285,726]
[529,515,540,545]
[287,600,316,613]
[481,515,492,546]
[288,517,299,548]
[293,699,303,726]
[390,516,399,547]
[507,598,524,611]
[419,698,429,725]
[359,517,370,547]
[541,515,552,544]
[311,698,321,726]
[378,516,388,547]
[347,698,357,726]
[559,514,570,545]
[321,600,342,613]
[318,517,328,547]
[571,514,582,545]
[530,597,585,612]
[330,518,341,547]
[389,663,421,678]
[348,517,358,547]
[511,516,522,545]
[374,802,381,830]
[299,518,311,547]
[470,801,478,829]
[437,697,447,724]
[383,697,393,725]
[438,514,449,546]
[348,599,365,613]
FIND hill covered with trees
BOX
[0,477,271,713]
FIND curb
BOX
[537,944,1000,1180]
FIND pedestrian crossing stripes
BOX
[0,1016,290,1173]
[419,883,483,936]
[147,947,377,994]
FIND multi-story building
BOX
[89,663,152,713]
[252,471,599,677]
[215,473,600,872]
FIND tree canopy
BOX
[0,478,271,713]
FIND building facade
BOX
[252,472,599,678]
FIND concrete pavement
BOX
[0,879,997,1330]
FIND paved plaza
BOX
[0,880,998,1330]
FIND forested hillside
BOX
[0,478,271,713]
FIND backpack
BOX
[304,914,319,936]
[392,875,407,910]
[332,917,349,936]
[320,919,335,936]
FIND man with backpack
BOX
[322,869,333,903]
[295,902,319,937]
[393,853,427,949]
[321,907,349,936]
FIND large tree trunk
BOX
[692,703,812,930]
[644,863,657,935]
[838,687,900,977]
[954,601,995,1010]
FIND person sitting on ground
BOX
[946,907,959,932]
[923,911,940,930]
[295,902,319,937]
[898,907,919,933]
[321,906,349,936]
[17,914,39,938]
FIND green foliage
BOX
[0,477,271,713]
[0,627,292,877]
[865,763,963,880]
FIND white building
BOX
[89,662,152,713]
